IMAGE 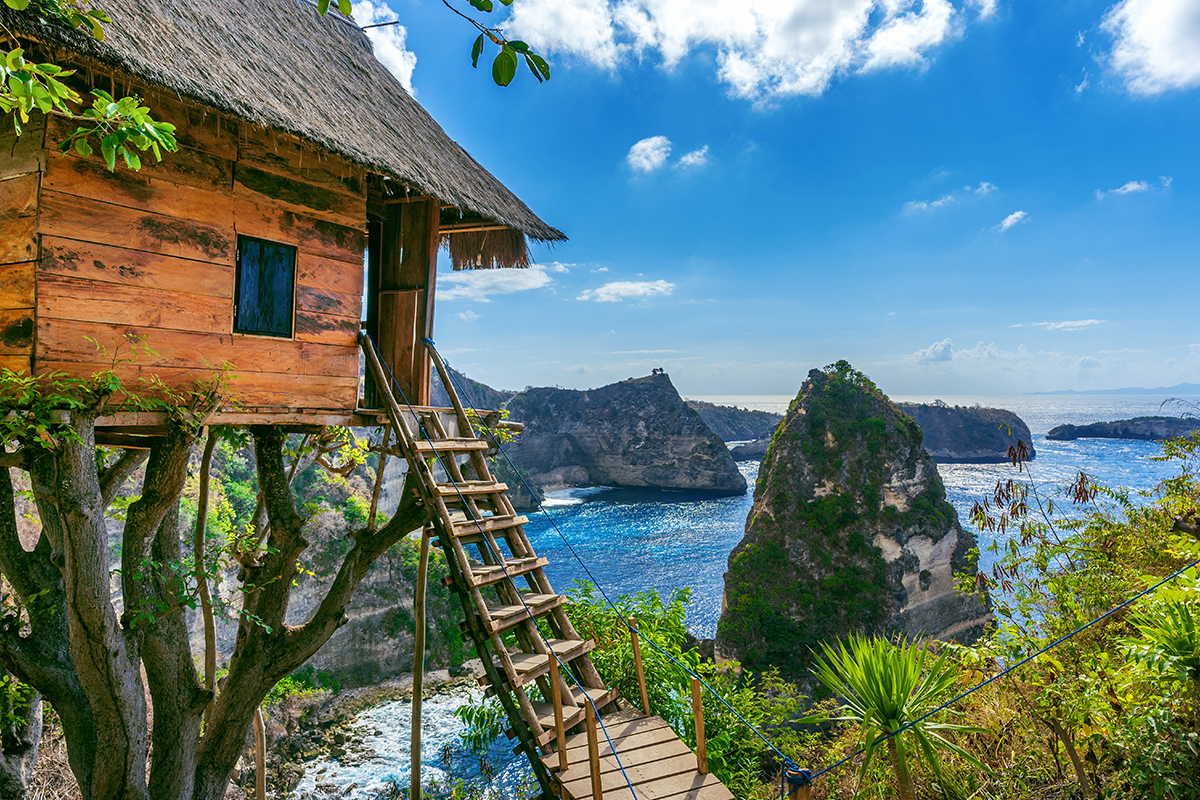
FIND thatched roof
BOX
[1,0,565,262]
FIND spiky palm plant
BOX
[803,633,989,800]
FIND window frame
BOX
[232,235,298,340]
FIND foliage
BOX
[1123,599,1200,684]
[801,633,989,799]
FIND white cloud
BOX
[508,0,977,102]
[996,210,1029,231]
[915,337,954,362]
[544,261,573,273]
[456,310,480,322]
[903,194,955,212]
[591,267,610,273]
[1095,179,1150,199]
[1161,175,1174,187]
[1030,319,1107,331]
[678,146,710,168]
[353,1,417,94]
[627,136,672,172]
[578,280,675,302]
[1102,0,1200,94]
[439,262,563,302]
[971,181,997,194]
[1075,70,1090,93]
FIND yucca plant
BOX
[1122,599,1200,684]
[802,633,990,800]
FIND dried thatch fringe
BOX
[442,229,530,270]
[0,0,566,243]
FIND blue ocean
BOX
[291,394,1195,798]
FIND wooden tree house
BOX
[0,0,564,438]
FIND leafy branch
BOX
[443,0,550,86]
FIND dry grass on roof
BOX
[0,0,565,245]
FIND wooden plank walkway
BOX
[362,335,736,800]
[544,710,735,800]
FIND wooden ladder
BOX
[360,335,617,794]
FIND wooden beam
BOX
[440,223,509,234]
[94,432,158,449]
[631,617,650,717]
[692,677,707,775]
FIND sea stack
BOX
[714,362,991,678]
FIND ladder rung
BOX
[451,514,528,539]
[463,557,549,588]
[415,439,490,453]
[436,481,508,498]
[484,593,564,633]
[481,638,596,691]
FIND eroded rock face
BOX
[898,403,1035,463]
[1047,416,1200,441]
[502,373,747,495]
[714,364,991,679]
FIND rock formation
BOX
[898,403,1035,463]
[714,363,991,679]
[730,437,771,461]
[1047,416,1200,441]
[503,373,747,495]
[687,401,783,443]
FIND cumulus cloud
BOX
[996,210,1029,231]
[971,181,997,194]
[1102,0,1200,94]
[915,337,954,362]
[578,280,675,302]
[353,1,417,94]
[440,262,566,302]
[507,0,979,102]
[678,146,710,168]
[627,136,672,172]
[1030,319,1107,331]
[1095,179,1150,199]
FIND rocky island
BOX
[686,401,782,443]
[503,373,747,495]
[714,362,991,679]
[898,402,1035,463]
[1047,416,1200,441]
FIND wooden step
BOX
[450,514,529,540]
[483,593,566,633]
[453,556,548,588]
[529,686,622,748]
[415,438,490,454]
[435,481,508,498]
[481,638,596,692]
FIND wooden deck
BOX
[544,709,735,800]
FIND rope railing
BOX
[365,335,645,799]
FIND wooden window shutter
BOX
[234,236,296,338]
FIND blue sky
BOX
[352,0,1200,397]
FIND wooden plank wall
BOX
[29,82,368,411]
[378,199,438,406]
[0,116,45,375]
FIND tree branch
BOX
[99,448,149,510]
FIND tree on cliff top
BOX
[0,355,430,800]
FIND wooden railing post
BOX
[691,677,707,774]
[586,702,603,800]
[785,768,812,800]
[630,617,650,716]
[550,658,568,773]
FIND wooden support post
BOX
[410,524,432,800]
[630,617,650,716]
[550,657,568,773]
[691,677,707,775]
[586,701,603,800]
[785,768,812,800]
[253,706,266,800]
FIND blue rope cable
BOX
[365,336,642,798]
[804,555,1200,783]
[428,338,800,772]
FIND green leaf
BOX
[528,53,550,81]
[492,48,517,87]
[468,0,493,11]
[317,0,330,14]
[338,0,352,14]
[523,54,543,83]
[74,138,92,157]
[509,40,530,53]
[103,146,117,172]
[4,0,31,10]
[471,34,485,69]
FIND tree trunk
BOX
[885,732,915,800]
[0,683,41,800]
[1047,717,1095,799]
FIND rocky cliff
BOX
[714,363,991,679]
[898,403,1035,463]
[502,373,747,495]
[1047,416,1200,441]
[687,401,783,443]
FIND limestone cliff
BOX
[898,403,1035,463]
[1047,416,1200,441]
[687,401,783,443]
[502,373,747,495]
[714,363,991,679]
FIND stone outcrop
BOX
[898,403,1035,463]
[714,363,991,679]
[687,401,782,443]
[503,373,747,495]
[730,437,771,461]
[1047,416,1200,441]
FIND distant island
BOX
[1047,416,1200,441]
[1029,382,1200,396]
